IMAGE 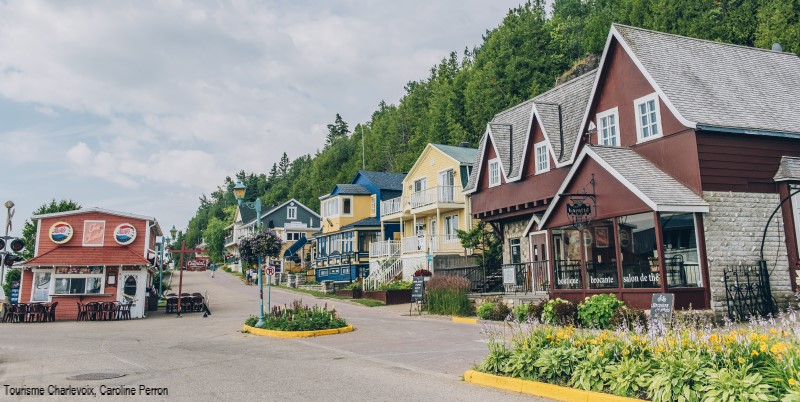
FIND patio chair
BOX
[85,302,100,321]
[76,302,87,321]
[120,300,134,320]
[165,297,178,314]
[192,295,204,312]
[2,303,13,323]
[47,302,58,322]
[101,302,116,321]
[12,304,27,323]
[28,303,46,323]
[179,296,193,314]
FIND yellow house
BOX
[314,171,405,283]
[368,143,479,286]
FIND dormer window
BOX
[488,158,500,187]
[535,141,550,174]
[597,107,619,146]
[634,93,662,142]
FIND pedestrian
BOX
[210,262,217,278]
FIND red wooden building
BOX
[466,24,800,318]
[20,208,162,320]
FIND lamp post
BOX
[1,200,14,289]
[158,233,171,301]
[234,178,265,327]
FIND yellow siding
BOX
[322,194,373,233]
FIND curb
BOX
[242,324,354,338]
[463,370,644,402]
[451,317,478,324]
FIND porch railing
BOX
[401,235,464,254]
[380,197,403,216]
[409,186,465,209]
[369,240,401,258]
[502,261,550,293]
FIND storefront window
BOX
[660,213,702,288]
[551,227,582,289]
[53,266,104,295]
[509,238,521,264]
[584,219,618,289]
[618,213,660,288]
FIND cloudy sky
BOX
[0,0,527,239]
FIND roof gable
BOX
[353,171,406,192]
[262,198,321,220]
[463,130,505,194]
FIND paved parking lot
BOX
[0,270,546,401]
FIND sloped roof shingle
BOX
[614,24,800,135]
[534,70,596,163]
[356,171,406,192]
[774,156,800,182]
[431,143,477,165]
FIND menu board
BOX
[412,276,425,302]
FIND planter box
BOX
[335,289,362,299]
[363,289,411,305]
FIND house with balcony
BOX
[368,143,479,289]
[463,69,596,293]
[224,198,320,273]
[314,171,405,283]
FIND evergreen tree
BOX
[325,113,350,146]
[278,152,290,176]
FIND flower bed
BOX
[477,309,800,401]
[244,300,347,332]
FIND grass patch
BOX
[351,299,385,307]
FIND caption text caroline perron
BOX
[4,384,169,397]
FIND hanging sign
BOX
[114,223,138,245]
[49,222,74,244]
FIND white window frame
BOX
[341,196,353,217]
[488,158,500,187]
[634,93,663,143]
[287,206,297,220]
[286,232,301,242]
[53,270,105,296]
[444,214,459,239]
[596,107,620,146]
[534,141,550,174]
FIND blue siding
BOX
[260,199,320,230]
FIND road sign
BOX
[265,267,276,276]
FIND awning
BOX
[283,236,308,259]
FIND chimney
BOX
[772,43,783,52]
[459,141,470,148]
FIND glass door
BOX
[438,169,454,202]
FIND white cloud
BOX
[0,0,524,233]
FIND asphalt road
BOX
[0,270,548,401]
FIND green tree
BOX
[278,152,290,176]
[201,217,228,263]
[325,113,350,146]
[457,222,502,270]
[20,199,81,260]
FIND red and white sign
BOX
[186,260,207,271]
[265,267,276,276]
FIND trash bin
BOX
[147,295,158,311]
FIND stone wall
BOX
[703,191,794,319]
[502,218,532,264]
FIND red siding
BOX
[633,130,702,194]
[697,132,800,193]
[545,157,651,229]
[36,212,151,260]
[477,136,504,190]
[20,270,33,302]
[473,122,568,218]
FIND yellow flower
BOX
[789,379,797,386]
[737,357,746,364]
[752,350,760,357]
[760,342,768,353]
[622,349,630,356]
[770,328,778,335]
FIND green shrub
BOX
[541,298,577,325]
[477,302,496,320]
[577,294,625,329]
[534,346,584,385]
[491,302,512,321]
[698,364,776,402]
[609,306,648,331]
[378,280,412,291]
[513,303,530,322]
[425,276,473,316]
[245,299,347,331]
[603,358,651,398]
[344,280,362,290]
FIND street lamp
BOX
[234,178,265,327]
[1,200,15,289]
[157,234,171,300]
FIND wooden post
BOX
[169,241,203,317]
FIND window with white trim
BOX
[597,108,619,146]
[634,93,662,142]
[535,141,550,174]
[488,158,500,187]
[53,266,104,295]
[286,232,301,241]
[287,206,297,220]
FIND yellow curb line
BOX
[463,370,644,402]
[451,317,478,324]
[242,324,354,338]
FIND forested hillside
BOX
[183,0,800,262]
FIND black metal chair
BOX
[47,302,58,322]
[12,304,27,323]
[120,300,134,320]
[2,303,13,323]
[76,302,88,321]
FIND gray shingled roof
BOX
[431,143,477,165]
[356,171,406,191]
[614,24,800,135]
[463,132,486,193]
[239,205,257,224]
[587,146,707,208]
[489,100,534,179]
[341,217,382,229]
[534,70,596,163]
[774,156,800,181]
[334,184,371,195]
